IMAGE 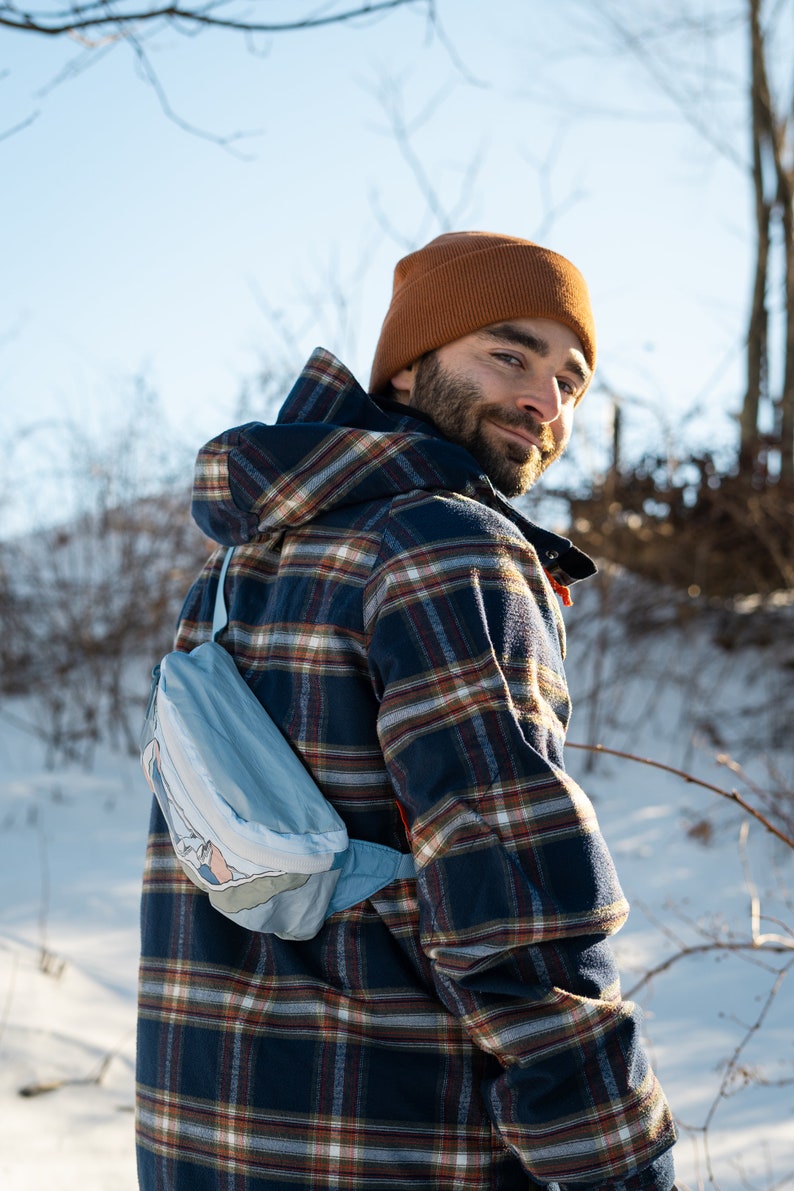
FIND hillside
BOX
[0,562,791,1190]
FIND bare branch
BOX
[1,2,433,153]
[520,125,589,241]
[0,0,429,41]
[580,0,749,171]
[625,938,792,998]
[34,38,117,96]
[18,1026,135,1097]
[365,73,482,246]
[703,960,794,1130]
[566,740,794,849]
[0,107,40,141]
[373,77,459,232]
[738,820,794,948]
[424,0,488,89]
[126,30,261,154]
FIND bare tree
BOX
[575,0,794,485]
[747,0,794,483]
[0,380,209,764]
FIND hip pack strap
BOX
[211,547,235,640]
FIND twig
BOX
[365,71,481,247]
[566,741,794,849]
[0,109,40,141]
[127,31,260,156]
[18,1027,134,1098]
[625,937,792,999]
[424,0,487,88]
[34,803,65,978]
[0,949,19,1050]
[582,0,748,171]
[738,820,794,947]
[700,959,794,1185]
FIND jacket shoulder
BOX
[379,488,534,557]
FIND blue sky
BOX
[1,0,752,524]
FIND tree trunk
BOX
[778,175,794,482]
[748,0,794,484]
[741,0,772,476]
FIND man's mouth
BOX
[486,418,543,455]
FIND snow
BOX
[0,572,792,1190]
[0,717,142,1189]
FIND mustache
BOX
[483,406,556,454]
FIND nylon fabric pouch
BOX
[140,550,415,940]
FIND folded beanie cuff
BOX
[369,233,596,396]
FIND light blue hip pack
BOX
[140,547,415,940]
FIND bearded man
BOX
[136,231,678,1191]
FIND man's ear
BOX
[390,363,415,404]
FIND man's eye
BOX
[494,352,521,367]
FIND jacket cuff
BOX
[554,1147,675,1191]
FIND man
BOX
[137,231,678,1190]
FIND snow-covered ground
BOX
[0,571,792,1190]
[0,709,142,1189]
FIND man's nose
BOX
[515,377,561,424]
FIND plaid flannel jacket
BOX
[136,349,676,1190]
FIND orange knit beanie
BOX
[369,230,596,395]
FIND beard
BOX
[407,351,566,497]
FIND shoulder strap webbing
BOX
[212,547,235,640]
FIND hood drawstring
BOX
[545,571,573,607]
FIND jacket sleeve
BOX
[364,497,677,1191]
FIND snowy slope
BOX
[0,706,143,1189]
[564,570,794,1191]
[0,569,791,1190]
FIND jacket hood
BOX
[191,349,595,586]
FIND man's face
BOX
[390,317,591,497]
